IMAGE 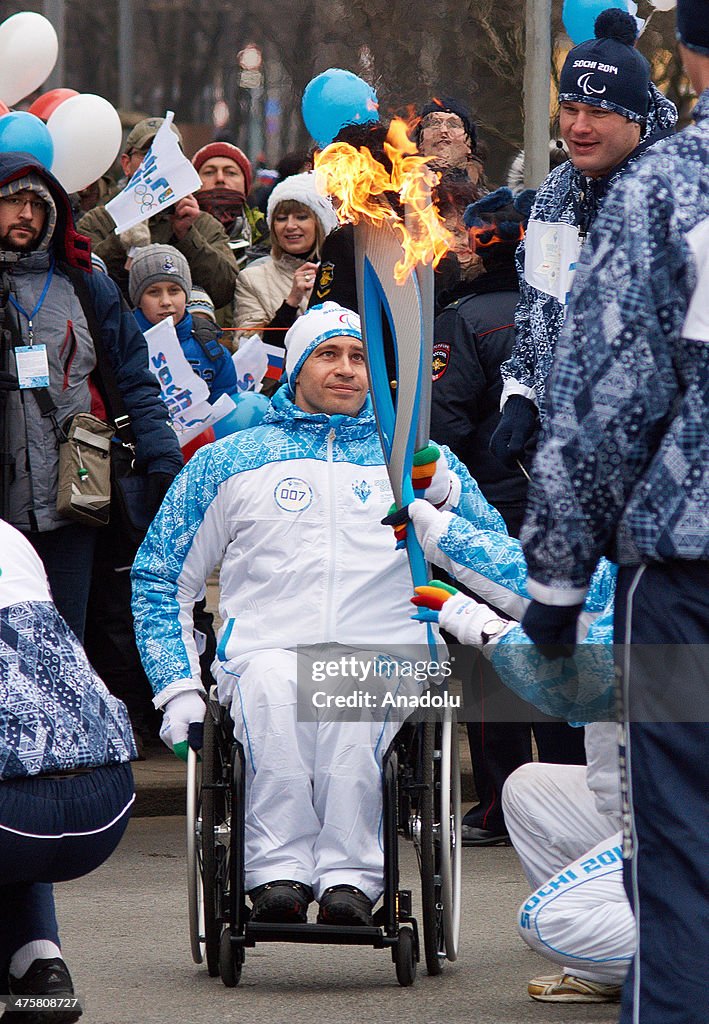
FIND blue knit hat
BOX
[677,0,709,56]
[559,10,650,123]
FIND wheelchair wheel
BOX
[186,745,205,966]
[201,708,229,977]
[219,928,242,987]
[394,927,417,987]
[418,710,462,974]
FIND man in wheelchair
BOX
[131,302,501,928]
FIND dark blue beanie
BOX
[559,9,650,123]
[677,0,709,57]
[416,97,477,152]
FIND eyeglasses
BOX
[0,196,46,214]
[420,115,467,136]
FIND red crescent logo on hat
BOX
[339,311,360,330]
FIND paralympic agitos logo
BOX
[572,58,619,97]
[577,72,607,96]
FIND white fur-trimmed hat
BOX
[284,302,362,387]
[266,171,338,235]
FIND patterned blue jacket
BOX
[416,506,616,720]
[500,85,677,419]
[0,522,136,779]
[132,385,504,704]
[522,89,709,600]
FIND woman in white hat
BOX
[233,172,338,359]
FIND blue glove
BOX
[521,600,583,660]
[489,395,537,468]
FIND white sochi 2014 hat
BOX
[284,302,362,387]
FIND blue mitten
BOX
[521,600,583,660]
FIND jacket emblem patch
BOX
[274,477,313,512]
[352,480,372,504]
[432,342,450,381]
[315,261,335,299]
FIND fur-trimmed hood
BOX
[0,151,92,271]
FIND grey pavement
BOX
[56,816,619,1024]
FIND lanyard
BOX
[8,258,55,347]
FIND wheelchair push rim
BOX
[186,745,206,965]
[439,709,462,960]
[416,710,462,972]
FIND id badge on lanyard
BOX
[9,259,54,389]
[15,343,50,389]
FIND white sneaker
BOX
[528,973,622,1003]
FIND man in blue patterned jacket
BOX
[520,2,709,1020]
[490,9,677,467]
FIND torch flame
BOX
[314,117,452,284]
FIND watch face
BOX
[482,617,507,642]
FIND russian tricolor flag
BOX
[263,342,285,381]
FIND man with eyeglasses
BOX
[0,192,48,250]
[0,152,182,641]
[415,97,486,190]
[78,117,238,310]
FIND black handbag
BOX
[109,436,154,544]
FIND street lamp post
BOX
[239,44,264,162]
[523,0,552,188]
[42,0,65,89]
[118,0,134,112]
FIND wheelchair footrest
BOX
[243,921,398,948]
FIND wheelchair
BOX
[186,688,462,987]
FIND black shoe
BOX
[249,880,313,923]
[461,824,511,847]
[317,885,373,926]
[3,958,82,1023]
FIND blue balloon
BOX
[0,111,54,168]
[562,0,628,44]
[302,68,379,148]
[212,392,270,438]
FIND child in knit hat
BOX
[129,244,238,404]
[187,286,218,324]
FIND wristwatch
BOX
[480,616,509,644]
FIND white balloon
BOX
[0,13,58,106]
[648,0,676,8]
[48,94,122,194]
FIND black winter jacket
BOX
[431,269,528,531]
